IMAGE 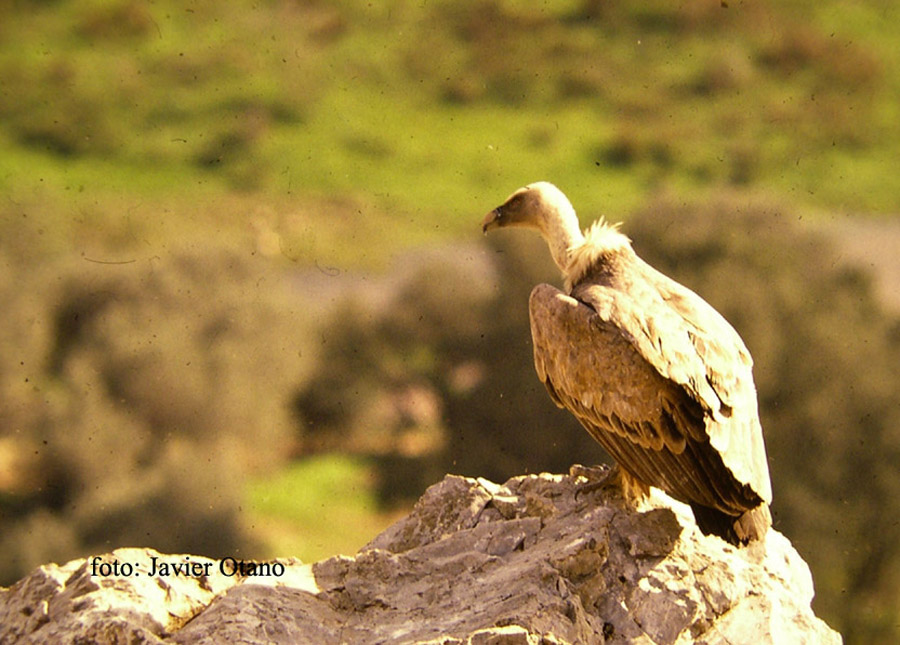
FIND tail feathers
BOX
[690,502,771,546]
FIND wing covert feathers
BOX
[529,282,773,544]
[573,265,771,504]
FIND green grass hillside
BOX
[1,0,898,268]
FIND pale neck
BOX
[542,201,584,275]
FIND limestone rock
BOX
[0,470,841,644]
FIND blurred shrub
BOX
[0,60,125,158]
[76,1,156,41]
[297,194,900,643]
[0,248,314,584]
[293,240,601,504]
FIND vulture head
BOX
[481,181,577,234]
[482,181,583,274]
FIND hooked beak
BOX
[481,207,502,234]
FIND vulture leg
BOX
[575,463,651,509]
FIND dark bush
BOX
[293,239,601,501]
[0,248,312,584]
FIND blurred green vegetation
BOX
[1,0,899,268]
[1,1,899,643]
[245,454,401,562]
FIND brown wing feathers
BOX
[554,377,760,516]
[529,284,765,519]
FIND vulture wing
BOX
[529,278,772,518]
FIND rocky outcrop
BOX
[0,468,841,644]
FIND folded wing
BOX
[529,282,771,516]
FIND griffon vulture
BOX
[482,181,772,545]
